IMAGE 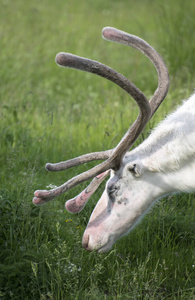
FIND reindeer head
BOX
[33,27,169,252]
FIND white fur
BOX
[131,93,195,172]
[82,93,195,252]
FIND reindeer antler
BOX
[33,27,169,212]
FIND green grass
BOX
[0,0,195,299]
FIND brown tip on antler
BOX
[102,27,115,40]
[56,52,80,69]
[55,52,65,65]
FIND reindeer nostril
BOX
[82,233,92,251]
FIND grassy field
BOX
[0,0,195,299]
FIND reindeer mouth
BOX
[96,243,113,253]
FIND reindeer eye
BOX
[127,163,142,178]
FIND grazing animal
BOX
[33,27,195,253]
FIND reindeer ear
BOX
[127,162,143,177]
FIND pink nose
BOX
[82,233,92,252]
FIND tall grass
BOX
[0,0,195,299]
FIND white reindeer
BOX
[33,27,195,253]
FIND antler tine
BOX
[101,27,169,167]
[65,170,110,213]
[46,150,111,172]
[56,52,149,107]
[103,27,170,117]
